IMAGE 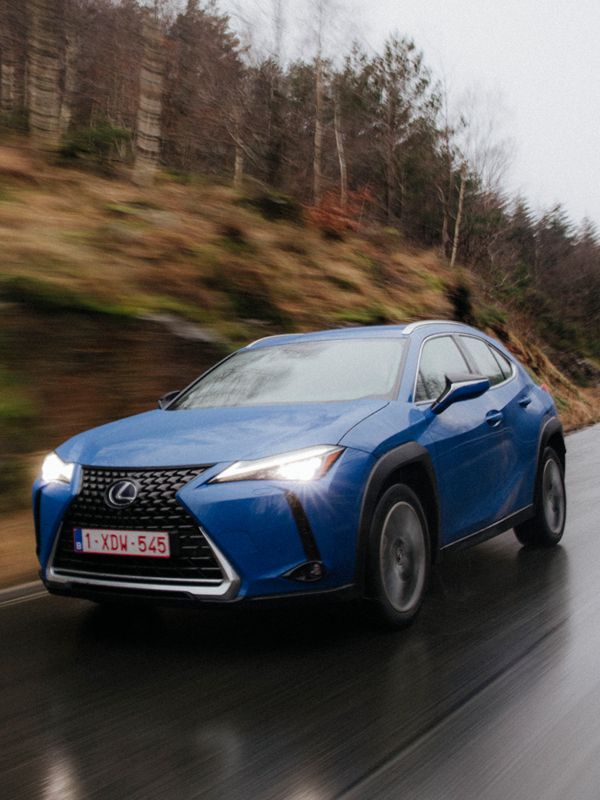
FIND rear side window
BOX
[415,336,470,401]
[459,336,511,386]
[491,347,513,380]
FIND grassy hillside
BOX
[0,141,598,509]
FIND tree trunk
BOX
[439,177,453,256]
[1,2,27,117]
[59,24,78,136]
[1,57,17,114]
[385,97,395,222]
[232,102,244,189]
[133,16,164,186]
[265,65,283,187]
[450,165,467,268]
[333,92,347,210]
[28,0,64,148]
[441,196,449,255]
[439,127,453,256]
[386,140,395,223]
[234,142,244,189]
[313,56,323,205]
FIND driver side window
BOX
[415,336,470,402]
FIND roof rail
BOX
[247,336,275,348]
[402,319,463,334]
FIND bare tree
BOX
[369,36,434,223]
[450,161,466,268]
[59,1,78,136]
[455,85,514,198]
[310,0,327,204]
[306,0,347,205]
[333,84,347,209]
[434,74,461,256]
[134,12,165,185]
[444,85,514,266]
[232,97,245,188]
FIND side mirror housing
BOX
[431,373,490,415]
[158,390,180,410]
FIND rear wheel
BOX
[365,484,430,628]
[515,446,566,547]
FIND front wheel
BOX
[365,484,430,628]
[515,446,566,547]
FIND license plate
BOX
[73,528,170,558]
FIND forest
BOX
[0,0,598,365]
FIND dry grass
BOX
[0,141,597,433]
[0,143,453,340]
[0,510,38,588]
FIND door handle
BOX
[519,395,532,408]
[486,410,504,427]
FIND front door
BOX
[415,334,513,544]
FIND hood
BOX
[56,400,388,468]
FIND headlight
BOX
[41,452,75,485]
[211,445,344,483]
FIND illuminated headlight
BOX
[41,452,75,485]
[211,446,344,483]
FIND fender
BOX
[355,442,440,594]
[537,414,566,471]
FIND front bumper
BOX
[34,448,371,602]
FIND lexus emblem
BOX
[106,480,139,508]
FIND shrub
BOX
[219,224,253,253]
[305,189,373,239]
[0,107,28,133]
[242,190,302,223]
[0,275,131,318]
[476,304,508,339]
[209,265,291,328]
[60,119,131,172]
[447,277,475,324]
[336,304,395,326]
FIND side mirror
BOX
[158,390,180,410]
[431,373,490,415]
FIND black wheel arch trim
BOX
[537,415,566,472]
[355,442,440,594]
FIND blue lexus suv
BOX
[33,320,567,627]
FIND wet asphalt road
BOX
[1,425,598,800]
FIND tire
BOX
[514,446,566,548]
[365,484,431,629]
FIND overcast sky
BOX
[362,0,600,228]
[223,0,600,228]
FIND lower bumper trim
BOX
[44,527,240,601]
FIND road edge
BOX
[0,580,46,607]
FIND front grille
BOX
[52,466,224,584]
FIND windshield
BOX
[170,338,405,409]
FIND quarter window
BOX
[459,336,509,386]
[491,347,513,380]
[415,336,470,402]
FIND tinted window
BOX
[171,338,405,408]
[415,336,469,402]
[491,347,513,380]
[459,336,506,386]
